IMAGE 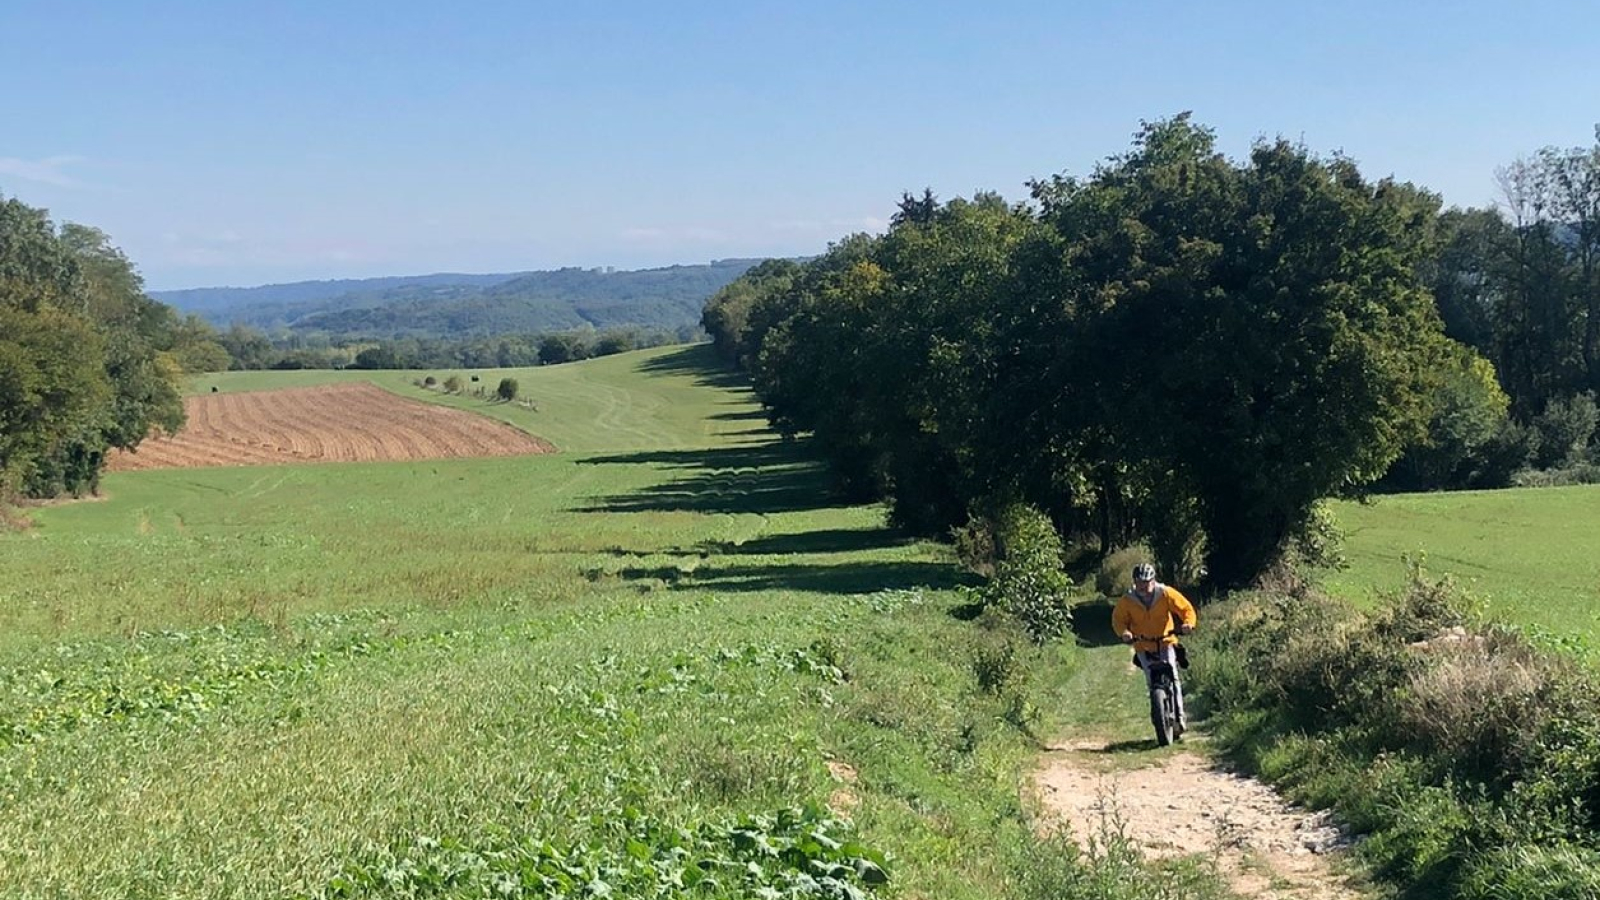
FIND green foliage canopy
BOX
[0,195,187,498]
[708,116,1452,588]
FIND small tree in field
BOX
[496,377,519,402]
[443,375,464,394]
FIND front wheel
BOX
[1150,686,1175,747]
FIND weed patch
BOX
[317,806,889,900]
[1190,568,1600,897]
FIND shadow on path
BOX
[1070,599,1125,648]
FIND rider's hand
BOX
[1176,623,1194,635]
[1120,631,1134,644]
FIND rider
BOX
[1112,562,1198,728]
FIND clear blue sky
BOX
[3,0,1597,290]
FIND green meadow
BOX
[0,345,1181,899]
[1321,486,1600,641]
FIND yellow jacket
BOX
[1111,584,1198,651]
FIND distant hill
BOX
[151,260,765,339]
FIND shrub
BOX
[1189,568,1600,899]
[1532,391,1598,469]
[495,377,519,401]
[950,513,998,578]
[979,503,1073,643]
[422,375,436,387]
[442,375,464,394]
[1511,461,1600,487]
[971,636,1023,696]
[1094,544,1151,598]
[1468,419,1540,487]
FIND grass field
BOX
[2,345,1188,899]
[1320,486,1600,641]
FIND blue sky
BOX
[3,1,1597,290]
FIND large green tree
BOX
[1037,118,1448,586]
[720,115,1452,588]
[0,195,185,498]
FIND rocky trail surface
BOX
[1033,737,1368,900]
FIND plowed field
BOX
[107,383,555,471]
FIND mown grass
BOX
[0,345,1228,898]
[189,344,758,454]
[1321,486,1600,640]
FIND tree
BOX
[719,117,1452,588]
[496,377,519,401]
[352,345,404,369]
[1050,122,1448,587]
[1383,344,1512,490]
[537,333,591,365]
[0,195,184,497]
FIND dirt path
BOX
[1032,737,1366,899]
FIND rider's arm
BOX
[1111,599,1133,642]
[1167,587,1198,633]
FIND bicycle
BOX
[1126,633,1187,747]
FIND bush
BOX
[950,513,998,578]
[1188,569,1600,898]
[1468,419,1540,487]
[978,504,1074,643]
[1511,461,1600,488]
[1532,392,1598,469]
[442,375,464,394]
[496,377,519,401]
[1094,544,1151,598]
[422,375,437,387]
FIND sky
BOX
[3,1,1597,291]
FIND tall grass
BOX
[1189,570,1600,898]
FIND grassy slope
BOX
[1,345,1147,899]
[1321,486,1600,638]
[189,345,754,453]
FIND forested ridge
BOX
[154,259,762,339]
[702,115,1600,588]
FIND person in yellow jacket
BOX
[1112,562,1198,730]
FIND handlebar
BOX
[1123,630,1192,644]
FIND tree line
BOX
[703,115,1600,589]
[215,324,692,371]
[0,194,228,499]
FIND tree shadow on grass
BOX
[581,440,804,470]
[707,408,769,422]
[674,560,971,595]
[634,344,752,390]
[705,528,911,557]
[575,466,837,516]
[576,441,842,516]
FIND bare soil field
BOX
[107,383,555,471]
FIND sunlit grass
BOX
[0,345,1087,899]
[1322,485,1600,638]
